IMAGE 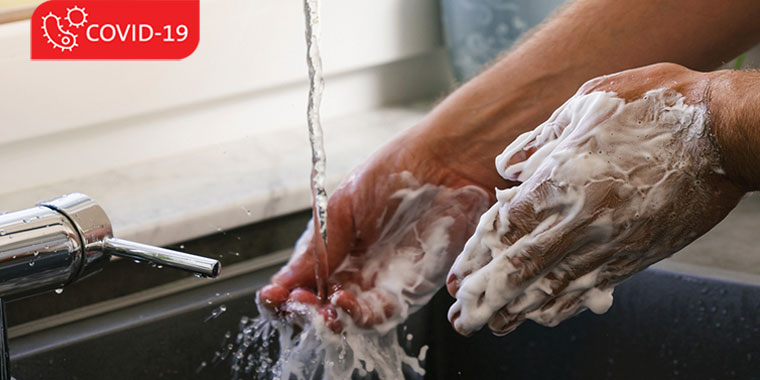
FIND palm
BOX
[259,136,492,330]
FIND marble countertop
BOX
[0,104,429,246]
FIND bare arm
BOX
[260,0,760,331]
[420,0,760,190]
[710,70,760,190]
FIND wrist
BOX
[413,65,578,189]
[708,70,760,191]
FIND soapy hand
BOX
[258,138,491,332]
[446,63,746,336]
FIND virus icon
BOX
[65,6,88,28]
[41,12,78,52]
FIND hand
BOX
[446,63,748,336]
[258,132,493,332]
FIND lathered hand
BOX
[447,63,746,336]
[258,135,490,332]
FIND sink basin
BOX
[6,201,760,379]
[8,256,760,379]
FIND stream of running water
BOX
[303,0,330,303]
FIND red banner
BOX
[31,0,199,60]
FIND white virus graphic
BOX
[65,6,88,28]
[40,6,88,52]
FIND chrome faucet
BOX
[0,193,222,378]
[0,193,221,300]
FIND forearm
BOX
[414,0,760,188]
[709,70,760,191]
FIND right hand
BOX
[446,63,748,336]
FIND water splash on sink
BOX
[218,308,427,380]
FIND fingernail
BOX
[320,304,343,333]
[446,273,460,297]
[330,290,360,318]
[258,284,289,310]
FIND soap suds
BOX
[327,172,489,333]
[448,88,723,335]
[240,173,488,379]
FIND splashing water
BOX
[221,305,428,380]
[205,304,228,322]
[303,0,329,302]
[214,173,488,379]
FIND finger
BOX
[257,284,290,312]
[349,289,397,328]
[488,314,525,336]
[446,195,513,298]
[447,177,577,298]
[319,304,343,333]
[448,198,584,335]
[448,107,575,298]
[527,285,613,328]
[526,290,588,327]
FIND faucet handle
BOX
[103,238,220,277]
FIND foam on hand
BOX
[238,173,488,379]
[448,88,723,335]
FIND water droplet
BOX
[55,288,63,294]
[179,244,185,249]
[29,261,35,267]
[156,265,163,269]
[22,218,30,224]
[33,251,39,257]
[0,230,5,236]
[204,304,227,322]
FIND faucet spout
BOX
[0,193,221,300]
[103,237,220,277]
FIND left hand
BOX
[446,63,747,336]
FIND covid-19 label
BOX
[31,0,199,60]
